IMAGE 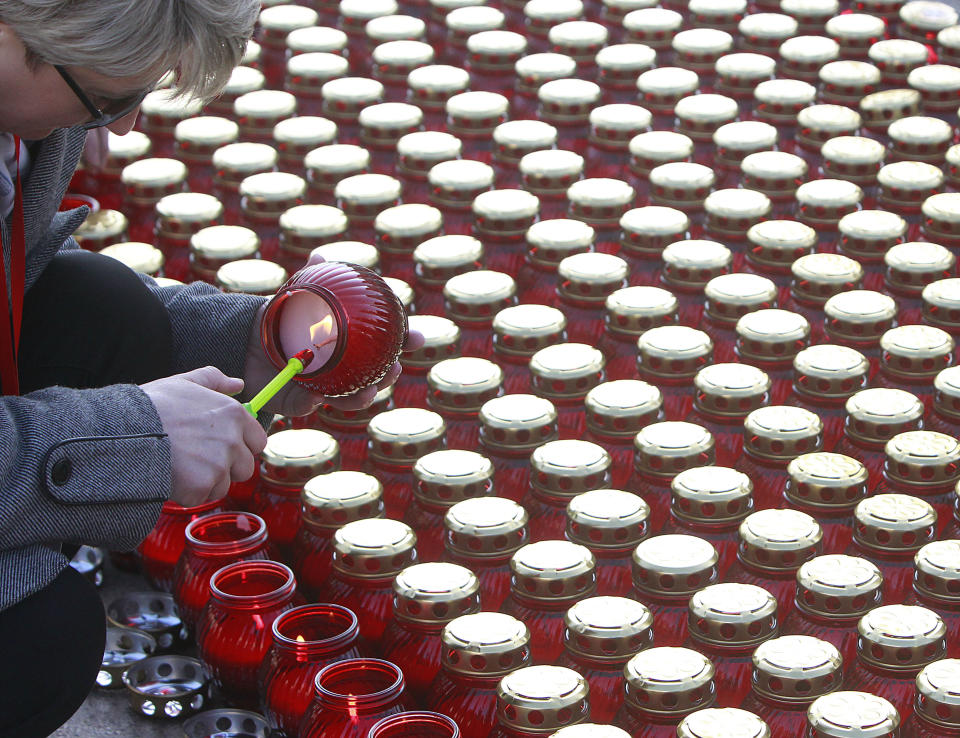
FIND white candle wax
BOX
[277,291,340,373]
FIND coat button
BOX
[51,458,72,486]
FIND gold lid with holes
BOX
[636,326,714,380]
[406,65,470,110]
[588,104,652,149]
[414,450,494,508]
[73,209,128,247]
[402,315,461,370]
[793,345,869,401]
[649,162,716,209]
[427,357,504,415]
[286,26,347,55]
[564,596,654,661]
[737,509,823,572]
[739,153,808,204]
[746,220,816,274]
[105,130,151,175]
[530,343,605,401]
[140,89,204,126]
[261,429,340,484]
[857,604,947,671]
[514,51,578,96]
[445,497,529,559]
[924,279,960,332]
[467,29,526,70]
[334,173,401,218]
[796,554,883,620]
[678,708,770,738]
[585,380,663,438]
[301,471,384,530]
[888,116,953,162]
[385,277,413,311]
[670,466,753,526]
[915,659,960,729]
[751,636,842,704]
[910,64,960,112]
[215,259,287,295]
[332,518,418,579]
[493,305,567,359]
[597,43,657,90]
[786,452,869,510]
[321,78,384,119]
[620,206,691,257]
[688,583,779,649]
[884,431,960,487]
[604,287,677,338]
[240,172,306,213]
[316,385,394,429]
[358,103,423,149]
[716,52,777,92]
[674,94,739,142]
[371,40,434,84]
[735,309,810,364]
[566,489,650,550]
[661,240,731,290]
[441,612,531,677]
[285,53,349,94]
[844,388,924,447]
[880,324,955,379]
[445,91,509,136]
[99,242,164,276]
[743,406,823,461]
[175,116,239,157]
[632,534,720,597]
[396,131,461,179]
[822,136,885,187]
[304,242,378,269]
[473,189,540,238]
[520,150,585,197]
[796,179,863,227]
[704,273,777,325]
[878,161,945,213]
[492,120,557,165]
[392,562,480,626]
[444,270,517,322]
[693,363,771,418]
[623,647,716,716]
[548,20,608,62]
[429,160,495,210]
[754,79,817,123]
[304,145,369,192]
[121,158,187,202]
[824,290,898,345]
[510,540,596,602]
[634,422,716,477]
[859,88,922,130]
[366,14,425,43]
[703,189,771,240]
[934,365,960,418]
[414,235,483,287]
[914,540,960,603]
[713,122,778,171]
[854,493,938,553]
[885,241,955,294]
[796,104,862,151]
[557,253,629,303]
[531,440,612,499]
[480,394,558,454]
[566,178,635,227]
[624,6,683,45]
[922,192,960,244]
[537,79,602,123]
[375,203,442,251]
[807,691,900,738]
[629,131,694,176]
[495,666,590,733]
[838,210,907,263]
[278,205,348,252]
[367,408,446,465]
[526,219,594,270]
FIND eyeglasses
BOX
[54,65,153,131]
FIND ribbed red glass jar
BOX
[195,560,301,709]
[259,604,365,737]
[904,541,960,659]
[139,498,223,592]
[299,658,409,738]
[171,511,271,631]
[902,659,960,736]
[488,665,591,738]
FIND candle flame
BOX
[296,634,306,643]
[310,315,337,350]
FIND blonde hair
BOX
[0,0,259,102]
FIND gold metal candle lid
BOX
[693,363,771,418]
[428,357,503,415]
[429,160,495,209]
[367,408,446,465]
[358,102,424,148]
[737,508,823,572]
[174,116,239,156]
[105,130,151,174]
[636,326,713,380]
[321,77,385,119]
[526,219,594,271]
[520,150,585,197]
[492,120,557,165]
[309,241,379,272]
[395,131,462,180]
[878,161,945,211]
[914,539,960,603]
[743,405,823,461]
[261,429,340,484]
[552,725,630,738]
[332,518,418,579]
[857,604,947,671]
[779,35,840,80]
[747,221,816,274]
[472,189,540,239]
[824,290,897,344]
[286,26,348,55]
[596,44,657,90]
[392,562,480,625]
[844,388,924,447]
[740,151,808,202]
[402,315,460,370]
[629,132,694,179]
[713,121,778,169]
[445,90,509,136]
[514,52,578,97]
[366,13,425,43]
[670,466,753,526]
[704,273,777,325]
[880,324,955,379]
[689,0,747,28]
[924,279,960,333]
[374,203,442,253]
[479,394,558,453]
[121,157,187,199]
[796,554,883,620]
[735,309,810,364]
[414,235,483,287]
[557,252,629,303]
[414,449,494,508]
[837,210,907,262]
[530,440,612,499]
[240,171,306,210]
[807,691,900,738]
[623,647,716,716]
[922,192,960,243]
[649,162,716,209]
[885,241,955,294]
[888,116,953,162]
[220,66,264,101]
[371,40,434,84]
[441,612,531,677]
[273,116,338,158]
[234,89,297,131]
[566,488,650,550]
[637,67,700,113]
[446,6,504,44]
[537,79,602,124]
[495,666,589,733]
[304,145,369,192]
[796,104,862,150]
[530,343,605,401]
[406,65,470,111]
[821,137,885,186]
[493,304,567,359]
[385,277,413,312]
[687,583,779,649]
[703,189,772,240]
[445,496,529,559]
[632,534,720,597]
[334,173,401,220]
[523,0,585,30]
[567,178,636,227]
[604,286,678,338]
[915,659,960,729]
[215,259,288,295]
[671,28,734,70]
[73,209,128,247]
[549,20,608,64]
[786,452,869,510]
[751,635,842,704]
[678,708,770,738]
[620,207,691,258]
[854,493,937,553]
[934,365,960,418]
[444,270,517,322]
[661,240,731,290]
[589,104,653,149]
[716,54,778,98]
[624,8,683,48]
[564,596,654,661]
[317,385,394,429]
[674,94,739,141]
[140,88,204,126]
[634,422,716,477]
[301,470,384,530]
[740,10,799,42]
[278,205,348,253]
[99,242,164,276]
[585,380,663,438]
[510,540,597,601]
[795,179,863,228]
[910,64,960,112]
[859,89,922,131]
[884,430,960,488]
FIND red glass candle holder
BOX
[259,604,365,737]
[139,498,224,592]
[299,658,408,738]
[171,511,272,631]
[368,711,460,738]
[195,560,301,709]
[260,261,407,396]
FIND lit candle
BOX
[277,291,340,374]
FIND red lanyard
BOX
[0,136,25,396]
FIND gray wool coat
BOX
[0,126,266,611]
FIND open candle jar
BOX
[121,654,210,719]
[98,626,157,689]
[259,261,407,396]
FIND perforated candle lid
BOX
[530,440,611,498]
[566,488,650,549]
[671,466,753,526]
[509,540,596,601]
[634,422,716,477]
[623,647,716,716]
[737,508,823,572]
[793,345,869,402]
[367,15,426,42]
[824,290,898,344]
[441,612,531,677]
[853,493,937,553]
[563,596,653,661]
[529,343,605,401]
[934,365,960,417]
[883,430,960,488]
[216,259,288,295]
[743,406,823,462]
[677,708,770,738]
[584,380,663,438]
[495,666,589,733]
[332,518,418,579]
[604,286,678,337]
[392,562,480,625]
[914,540,960,603]
[428,357,503,414]
[880,324,955,379]
[806,691,899,737]
[704,273,777,325]
[493,304,567,358]
[261,428,340,483]
[444,496,529,559]
[751,635,841,704]
[367,407,446,466]
[443,270,517,321]
[857,604,946,671]
[632,534,719,597]
[661,240,731,290]
[735,309,810,364]
[693,363,771,418]
[479,394,558,453]
[796,554,883,620]
[301,470,384,530]
[687,583,779,649]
